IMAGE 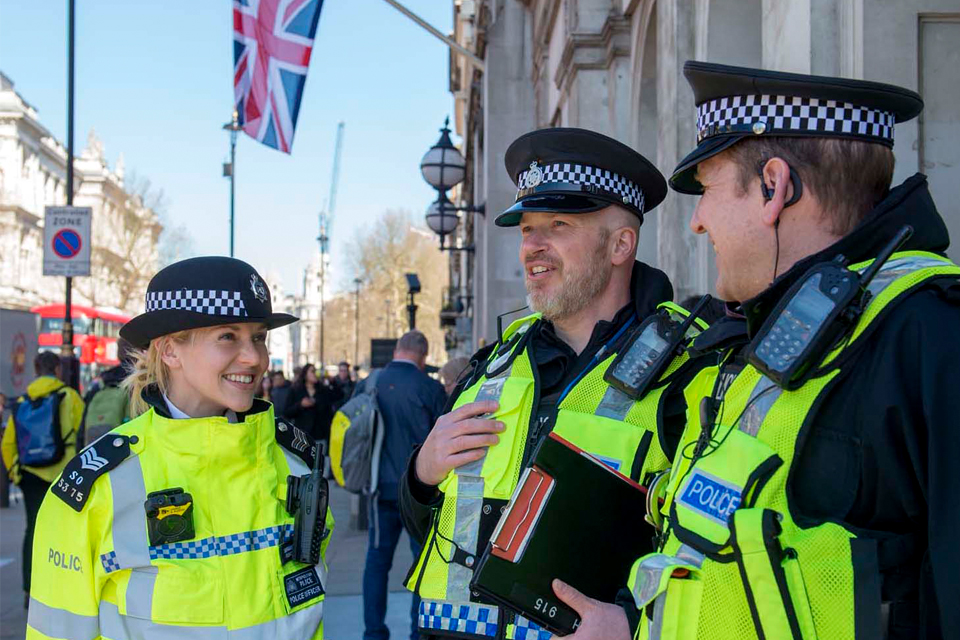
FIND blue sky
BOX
[0,0,456,295]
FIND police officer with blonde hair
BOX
[28,257,334,639]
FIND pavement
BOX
[0,483,420,640]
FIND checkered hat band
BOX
[516,163,645,213]
[696,95,895,143]
[99,524,293,571]
[145,289,248,317]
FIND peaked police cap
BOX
[496,128,667,227]
[670,61,924,194]
[120,256,297,349]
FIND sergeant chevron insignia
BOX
[53,436,134,512]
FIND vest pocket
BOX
[129,565,225,624]
[670,428,782,553]
[730,508,817,640]
[629,553,702,640]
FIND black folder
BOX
[470,432,652,636]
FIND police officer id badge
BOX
[53,436,134,512]
[284,566,325,609]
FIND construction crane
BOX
[318,121,345,368]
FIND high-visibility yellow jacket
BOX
[628,251,960,640]
[2,376,83,484]
[27,390,334,640]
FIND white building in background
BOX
[445,0,959,350]
[0,71,162,315]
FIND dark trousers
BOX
[19,470,50,594]
[363,496,423,640]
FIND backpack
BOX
[80,385,129,448]
[13,389,68,468]
[329,370,383,495]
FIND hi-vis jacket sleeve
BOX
[27,471,110,640]
[1,415,16,476]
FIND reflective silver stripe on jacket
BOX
[632,546,705,640]
[28,598,100,640]
[447,374,510,600]
[108,456,156,619]
[97,597,324,639]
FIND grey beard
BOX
[526,252,612,322]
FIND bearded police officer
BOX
[619,63,960,640]
[398,128,711,640]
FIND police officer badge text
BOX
[284,565,325,609]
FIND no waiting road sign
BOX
[43,206,92,277]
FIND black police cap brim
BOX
[120,310,298,351]
[495,193,611,227]
[670,61,924,193]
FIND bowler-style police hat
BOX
[496,128,667,227]
[120,257,297,349]
[670,61,924,194]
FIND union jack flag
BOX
[233,0,325,153]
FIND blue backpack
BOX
[14,390,68,467]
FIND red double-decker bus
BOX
[30,304,131,390]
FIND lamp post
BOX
[420,117,483,252]
[353,277,361,369]
[223,110,241,257]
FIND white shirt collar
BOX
[162,394,238,423]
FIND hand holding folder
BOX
[470,432,654,636]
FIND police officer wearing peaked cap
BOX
[398,128,714,640]
[28,256,336,639]
[621,62,960,640]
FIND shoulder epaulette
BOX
[52,435,135,512]
[275,417,318,469]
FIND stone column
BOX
[476,0,537,346]
[656,0,709,302]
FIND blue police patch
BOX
[678,469,742,525]
[284,565,324,609]
[591,453,622,472]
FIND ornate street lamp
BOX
[420,117,483,252]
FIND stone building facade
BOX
[0,72,162,316]
[445,0,959,350]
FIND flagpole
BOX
[379,0,485,71]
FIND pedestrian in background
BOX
[438,357,469,396]
[285,363,338,445]
[1,351,84,608]
[78,338,134,447]
[257,371,273,400]
[363,330,446,640]
[270,370,292,411]
[331,361,356,410]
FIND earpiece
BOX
[758,167,803,208]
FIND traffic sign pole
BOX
[62,0,77,389]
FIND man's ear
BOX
[758,157,794,229]
[158,337,183,371]
[610,226,637,266]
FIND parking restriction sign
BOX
[43,206,91,277]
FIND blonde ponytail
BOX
[122,330,192,417]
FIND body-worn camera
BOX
[285,454,330,565]
[144,488,195,546]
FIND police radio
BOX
[746,225,913,390]
[604,295,712,399]
[285,444,330,565]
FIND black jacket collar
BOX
[140,384,271,420]
[740,174,949,336]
